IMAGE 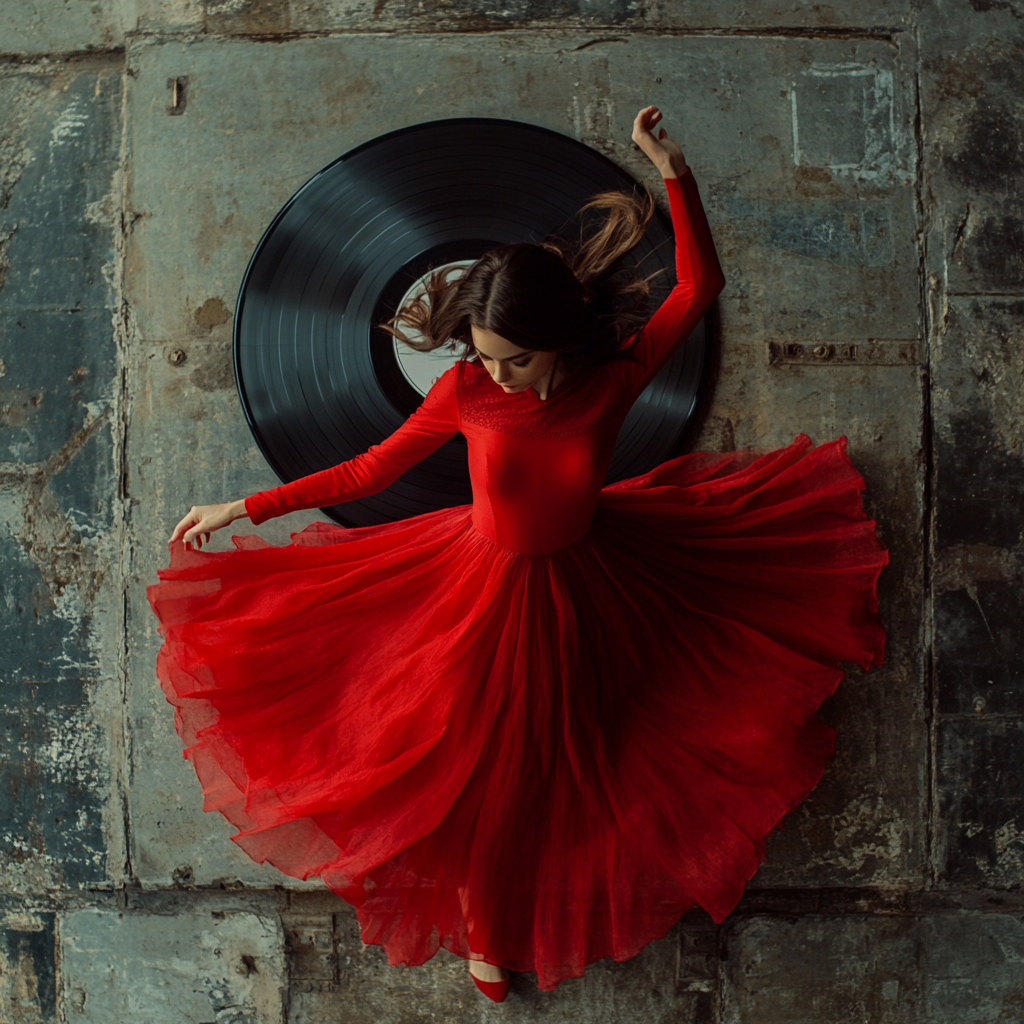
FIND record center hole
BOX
[392,260,476,398]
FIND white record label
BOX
[392,261,476,396]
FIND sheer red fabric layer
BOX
[148,434,887,990]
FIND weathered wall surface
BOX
[1,2,1020,1021]
[0,57,126,893]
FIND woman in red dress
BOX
[149,106,887,1001]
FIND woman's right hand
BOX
[170,499,248,550]
[632,105,689,179]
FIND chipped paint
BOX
[791,63,914,184]
[1,59,122,901]
[59,907,286,1024]
[49,99,89,147]
[993,821,1024,878]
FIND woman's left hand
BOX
[632,106,689,179]
[170,499,248,550]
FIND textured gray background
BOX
[0,1,1021,1021]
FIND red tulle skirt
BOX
[148,435,886,990]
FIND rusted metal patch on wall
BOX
[283,911,339,990]
[768,338,919,366]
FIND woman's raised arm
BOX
[621,106,726,392]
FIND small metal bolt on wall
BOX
[168,76,189,115]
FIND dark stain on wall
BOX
[937,720,1024,887]
[934,411,1023,548]
[928,21,1023,937]
[0,915,57,1020]
[0,532,96,694]
[944,99,1023,194]
[719,196,899,266]
[935,580,1023,716]
[202,0,637,35]
[961,213,1024,289]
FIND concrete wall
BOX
[1,1,1020,1020]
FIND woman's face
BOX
[470,326,558,394]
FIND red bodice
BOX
[245,172,726,554]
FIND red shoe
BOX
[470,968,510,1003]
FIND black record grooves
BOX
[234,118,711,528]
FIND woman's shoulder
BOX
[452,357,499,404]
[456,356,488,384]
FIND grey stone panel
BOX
[932,296,1023,550]
[919,17,1023,297]
[929,291,1023,887]
[0,5,131,57]
[123,31,925,891]
[0,692,109,893]
[121,33,918,341]
[936,717,1024,889]
[0,523,98,699]
[921,913,1024,1023]
[0,505,116,892]
[754,663,926,890]
[935,582,1023,717]
[723,913,1024,1024]
[0,309,117,518]
[59,904,287,1024]
[723,914,924,1023]
[934,413,1023,550]
[918,2,1024,904]
[0,67,120,464]
[0,64,124,893]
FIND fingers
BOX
[182,524,211,550]
[632,108,648,135]
[632,105,668,154]
[172,510,215,548]
[634,104,659,120]
[170,508,199,543]
[175,500,236,549]
[633,104,663,131]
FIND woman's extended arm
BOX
[171,365,461,548]
[622,106,726,392]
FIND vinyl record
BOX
[233,118,711,527]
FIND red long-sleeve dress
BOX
[148,172,887,990]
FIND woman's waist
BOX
[470,500,596,556]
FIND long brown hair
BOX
[381,189,658,365]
